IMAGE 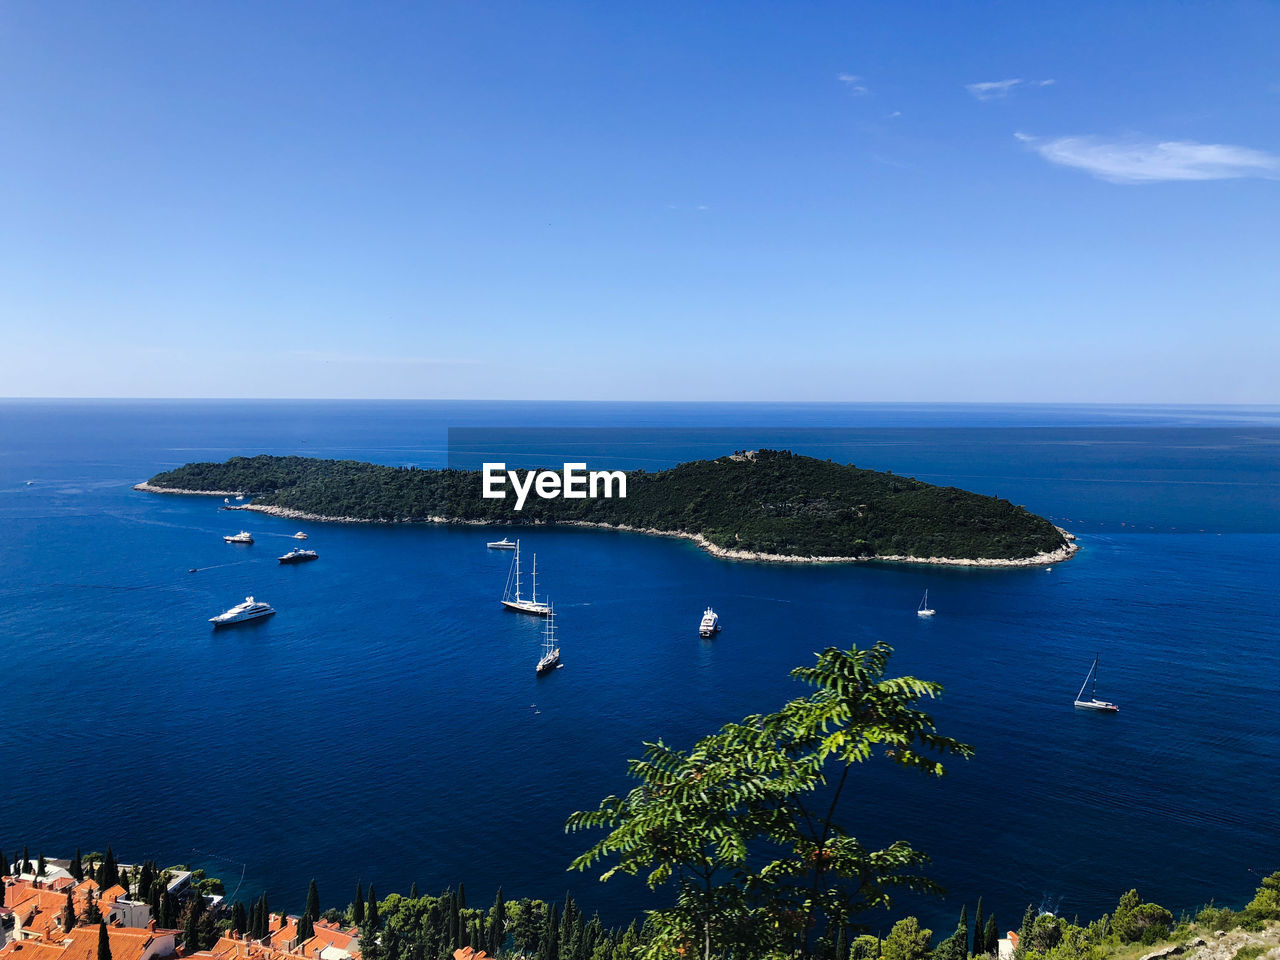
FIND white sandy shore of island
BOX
[135,483,1079,568]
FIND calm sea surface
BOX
[1,401,1277,933]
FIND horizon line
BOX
[2,397,1279,407]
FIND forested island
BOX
[136,450,1075,564]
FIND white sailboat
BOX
[1074,655,1119,712]
[536,604,561,674]
[917,590,935,617]
[501,539,551,615]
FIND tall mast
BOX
[1093,655,1099,698]
[513,540,522,602]
[531,554,538,603]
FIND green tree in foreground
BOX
[984,915,999,955]
[306,880,321,922]
[352,882,365,926]
[63,889,76,932]
[883,917,932,960]
[568,642,974,960]
[1111,890,1172,945]
[98,919,114,960]
[1247,872,1280,919]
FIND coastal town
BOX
[0,855,370,960]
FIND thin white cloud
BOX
[1015,132,1280,183]
[291,350,478,366]
[966,78,1022,100]
[966,77,1054,100]
[837,73,869,96]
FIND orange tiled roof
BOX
[4,884,77,941]
[301,925,355,954]
[0,941,70,960]
[99,887,127,906]
[452,949,491,960]
[61,926,157,960]
[203,936,290,960]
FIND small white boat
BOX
[235,495,245,501]
[536,605,561,675]
[699,606,721,638]
[917,590,935,617]
[487,537,516,550]
[209,596,275,626]
[1074,655,1118,712]
[501,540,551,616]
[278,547,318,564]
[224,531,254,544]
[293,531,309,540]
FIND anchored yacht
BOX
[224,531,254,544]
[536,605,561,674]
[501,540,551,615]
[699,607,722,638]
[209,596,275,626]
[278,547,318,564]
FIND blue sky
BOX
[1,1,1277,401]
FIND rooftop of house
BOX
[60,926,167,960]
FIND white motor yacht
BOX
[209,596,276,626]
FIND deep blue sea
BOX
[1,400,1278,936]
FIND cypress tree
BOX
[72,848,84,882]
[972,901,984,957]
[352,883,365,926]
[0,848,7,876]
[306,880,320,922]
[22,845,31,874]
[183,904,201,952]
[298,915,315,943]
[458,883,466,910]
[366,885,379,931]
[538,904,559,960]
[984,917,999,955]
[489,888,506,957]
[446,891,459,947]
[232,902,247,936]
[1018,904,1036,945]
[37,853,47,878]
[101,847,119,888]
[960,904,969,951]
[63,889,77,931]
[87,894,103,925]
[161,891,178,929]
[98,919,113,960]
[409,881,418,900]
[835,924,849,960]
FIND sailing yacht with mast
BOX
[536,604,561,674]
[917,590,935,617]
[1074,655,1119,712]
[501,539,551,615]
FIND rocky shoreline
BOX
[133,482,250,497]
[138,488,1080,567]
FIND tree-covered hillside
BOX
[143,450,1068,561]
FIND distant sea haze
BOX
[0,400,1277,928]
